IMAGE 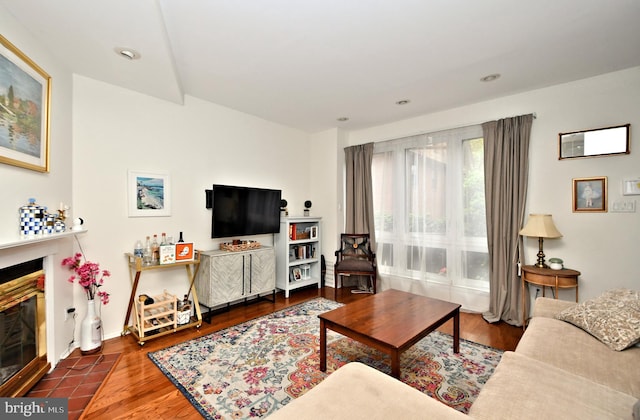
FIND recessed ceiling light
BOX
[480,73,500,82]
[114,47,141,60]
[337,117,349,122]
[396,99,411,105]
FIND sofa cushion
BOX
[555,288,640,351]
[516,316,640,398]
[531,296,576,318]
[469,352,638,420]
[266,362,467,420]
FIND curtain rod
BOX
[501,112,536,120]
[365,112,537,145]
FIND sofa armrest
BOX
[267,362,468,419]
[531,297,576,318]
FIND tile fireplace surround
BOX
[0,230,85,397]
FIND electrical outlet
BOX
[611,200,636,213]
[65,307,75,321]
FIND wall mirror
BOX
[559,124,630,159]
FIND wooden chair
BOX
[334,233,377,294]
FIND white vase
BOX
[80,299,103,354]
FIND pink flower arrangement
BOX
[62,252,110,304]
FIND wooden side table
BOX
[521,265,580,329]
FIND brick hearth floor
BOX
[26,352,121,420]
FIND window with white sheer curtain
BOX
[372,125,489,302]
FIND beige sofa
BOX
[268,297,640,420]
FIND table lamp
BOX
[519,214,562,268]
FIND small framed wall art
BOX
[0,35,51,172]
[572,176,607,213]
[127,170,171,217]
[622,178,640,196]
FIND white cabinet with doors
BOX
[195,247,275,319]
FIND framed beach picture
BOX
[128,170,171,217]
[572,176,607,213]
[0,35,51,172]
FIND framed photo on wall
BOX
[0,35,51,172]
[128,170,171,217]
[573,176,607,212]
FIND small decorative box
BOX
[175,242,194,261]
[159,244,176,265]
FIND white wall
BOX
[309,128,343,272]
[342,67,640,310]
[72,76,311,340]
[0,7,76,365]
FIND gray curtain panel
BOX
[344,143,377,290]
[482,114,534,326]
[344,143,376,247]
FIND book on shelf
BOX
[292,244,315,260]
[289,223,297,240]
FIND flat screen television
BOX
[208,184,281,238]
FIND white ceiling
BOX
[2,0,640,133]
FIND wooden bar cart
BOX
[122,251,202,345]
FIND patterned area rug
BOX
[148,298,502,419]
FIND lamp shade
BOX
[519,214,562,238]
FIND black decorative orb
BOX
[304,200,312,209]
[280,199,288,209]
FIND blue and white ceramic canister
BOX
[54,220,66,233]
[19,198,46,235]
[43,212,56,234]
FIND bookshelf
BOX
[275,217,322,297]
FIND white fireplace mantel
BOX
[0,229,87,251]
[0,230,87,269]
[0,229,87,372]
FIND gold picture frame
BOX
[572,176,607,213]
[0,35,51,172]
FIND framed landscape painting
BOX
[128,170,171,217]
[0,35,51,172]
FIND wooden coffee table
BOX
[319,289,460,378]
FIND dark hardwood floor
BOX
[80,286,523,419]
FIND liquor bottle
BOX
[178,231,184,243]
[134,240,143,259]
[143,236,152,265]
[151,234,159,264]
[161,232,168,246]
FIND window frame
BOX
[372,125,488,292]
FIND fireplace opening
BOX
[0,258,49,397]
[1,296,38,383]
